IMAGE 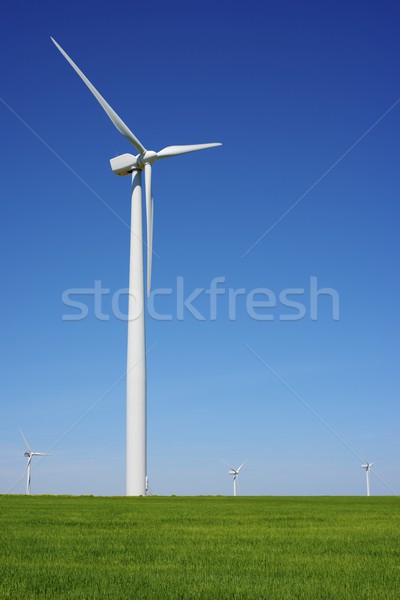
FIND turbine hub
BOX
[137,150,157,168]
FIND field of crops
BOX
[0,495,399,599]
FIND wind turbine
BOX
[20,428,49,495]
[361,462,374,496]
[223,460,246,496]
[51,38,222,496]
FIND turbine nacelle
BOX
[362,462,374,471]
[110,153,138,176]
[24,451,31,458]
[110,151,159,176]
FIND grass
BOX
[0,496,399,599]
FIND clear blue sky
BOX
[1,0,399,495]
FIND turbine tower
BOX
[51,38,221,496]
[223,461,246,496]
[20,428,49,495]
[361,462,374,497]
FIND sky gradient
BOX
[1,0,399,495]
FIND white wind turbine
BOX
[51,38,222,496]
[223,460,246,496]
[361,462,374,496]
[20,428,49,495]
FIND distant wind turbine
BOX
[361,462,374,497]
[223,460,246,496]
[20,428,49,495]
[51,38,222,496]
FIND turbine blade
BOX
[222,459,235,471]
[32,453,50,456]
[51,38,146,154]
[237,461,246,472]
[19,428,31,452]
[144,163,154,297]
[156,143,222,160]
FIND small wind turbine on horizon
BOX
[223,460,246,496]
[51,38,222,496]
[20,428,49,495]
[361,462,374,496]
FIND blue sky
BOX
[1,0,399,495]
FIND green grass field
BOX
[0,496,399,599]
